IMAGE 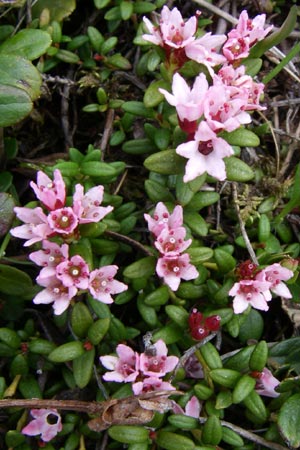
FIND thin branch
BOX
[104,230,154,256]
[220,420,289,450]
[232,183,259,265]
[0,398,103,414]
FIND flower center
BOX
[198,140,214,155]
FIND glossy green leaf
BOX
[224,157,255,182]
[123,256,156,279]
[0,193,15,237]
[144,149,185,175]
[0,265,33,296]
[144,79,170,108]
[0,29,51,60]
[32,0,76,22]
[221,128,260,147]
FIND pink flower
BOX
[234,10,273,45]
[203,83,251,132]
[56,255,90,290]
[156,253,198,291]
[100,344,140,383]
[176,121,234,182]
[30,169,66,211]
[256,263,293,299]
[88,265,127,304]
[173,395,201,418]
[159,72,208,122]
[22,409,62,442]
[223,32,250,62]
[47,207,79,235]
[139,339,178,378]
[73,184,113,224]
[29,240,69,281]
[185,32,227,70]
[229,279,272,314]
[132,377,176,395]
[144,202,183,237]
[155,227,191,256]
[10,206,52,246]
[254,368,280,398]
[33,277,77,315]
[142,6,197,49]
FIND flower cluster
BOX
[229,260,294,314]
[188,308,221,340]
[100,339,178,395]
[22,409,62,442]
[143,6,272,183]
[11,170,127,314]
[144,202,198,291]
[11,169,113,246]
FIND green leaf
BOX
[221,128,260,147]
[0,29,51,60]
[0,193,15,237]
[0,265,33,296]
[144,149,185,175]
[0,85,32,127]
[123,256,156,279]
[0,54,42,100]
[278,394,300,448]
[184,211,208,237]
[73,347,95,388]
[250,6,298,59]
[225,157,255,182]
[32,0,76,22]
[144,79,170,108]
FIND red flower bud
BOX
[204,315,221,331]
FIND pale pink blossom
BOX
[156,253,198,291]
[216,65,265,111]
[73,184,113,224]
[100,344,140,383]
[33,276,77,315]
[176,121,234,182]
[256,263,293,299]
[155,226,191,256]
[142,6,197,49]
[255,368,280,398]
[132,376,176,395]
[173,395,201,418]
[144,202,183,237]
[10,206,52,246]
[229,279,272,314]
[29,240,69,281]
[30,169,66,211]
[159,72,208,122]
[203,83,251,132]
[47,207,79,235]
[56,255,90,290]
[88,265,127,304]
[22,409,62,442]
[223,32,251,62]
[185,32,227,69]
[234,10,273,45]
[140,339,178,378]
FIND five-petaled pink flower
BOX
[30,169,66,211]
[22,409,62,442]
[100,343,140,383]
[89,265,128,304]
[256,263,293,299]
[156,253,199,291]
[10,206,52,247]
[144,202,183,237]
[176,121,234,182]
[229,279,272,314]
[154,227,192,256]
[29,240,69,281]
[56,255,90,290]
[173,395,201,418]
[139,339,178,378]
[132,376,175,395]
[142,6,197,50]
[33,276,77,315]
[73,184,113,224]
